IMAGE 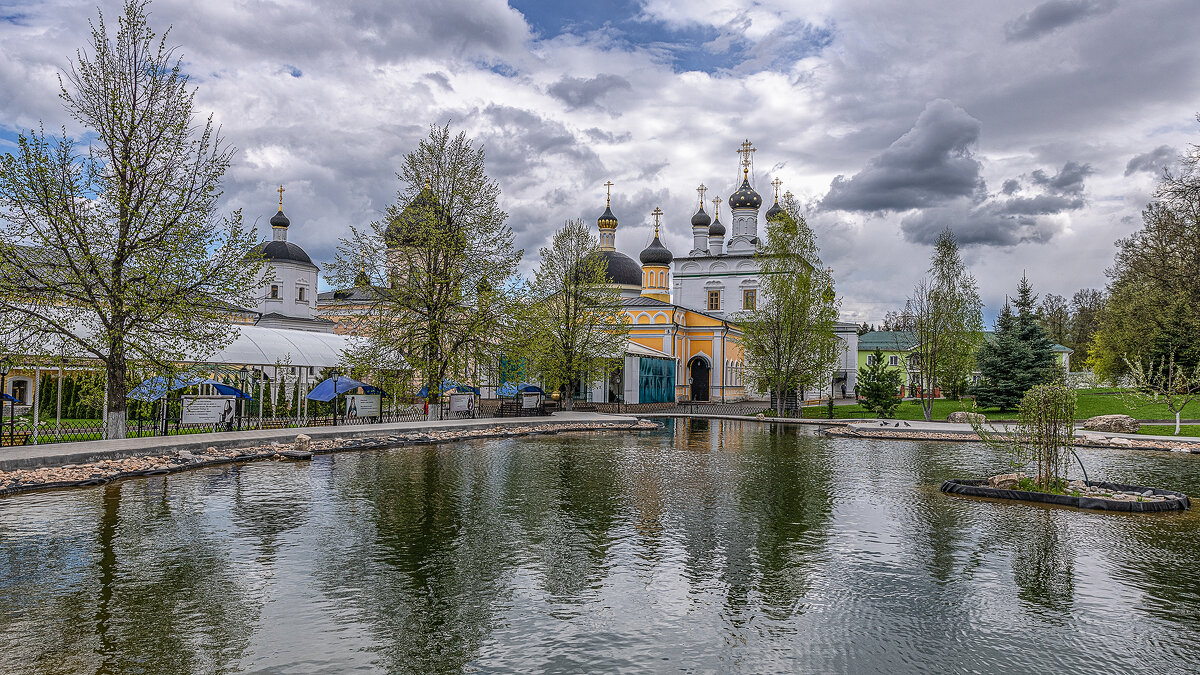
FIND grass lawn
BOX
[846,391,1200,422]
[1136,425,1200,437]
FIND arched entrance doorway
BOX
[688,356,710,401]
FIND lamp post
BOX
[253,368,263,430]
[331,370,340,426]
[262,372,271,426]
[0,357,10,444]
[238,366,248,431]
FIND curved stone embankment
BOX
[0,419,659,498]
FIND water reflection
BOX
[1,420,1200,673]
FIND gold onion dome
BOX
[598,205,618,228]
[729,177,762,209]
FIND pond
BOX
[2,418,1200,674]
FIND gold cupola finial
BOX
[651,206,663,236]
[737,139,756,179]
[697,183,708,208]
[604,180,614,207]
[713,195,722,219]
[277,184,285,210]
[771,177,782,204]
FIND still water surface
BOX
[2,419,1200,674]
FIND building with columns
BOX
[588,140,859,403]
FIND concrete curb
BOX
[0,412,637,471]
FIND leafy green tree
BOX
[1069,288,1104,370]
[512,219,628,410]
[328,123,523,400]
[1037,293,1071,347]
[1092,135,1200,380]
[735,195,840,416]
[0,0,263,438]
[975,275,1058,409]
[903,229,984,420]
[857,349,903,417]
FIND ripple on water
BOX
[2,420,1200,673]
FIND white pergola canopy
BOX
[202,325,351,368]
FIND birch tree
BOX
[736,198,840,416]
[327,123,523,397]
[904,229,984,421]
[0,0,263,438]
[516,219,628,409]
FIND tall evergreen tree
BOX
[975,275,1058,409]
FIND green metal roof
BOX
[857,330,1072,353]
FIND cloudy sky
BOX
[2,0,1197,323]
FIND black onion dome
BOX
[639,234,673,265]
[585,249,642,286]
[385,186,449,248]
[708,216,725,236]
[690,207,711,228]
[255,240,315,266]
[765,201,784,220]
[729,178,763,209]
[598,205,618,228]
[270,209,290,228]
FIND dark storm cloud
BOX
[422,72,453,91]
[547,74,632,111]
[1030,160,1093,194]
[1004,0,1117,42]
[1002,179,1021,195]
[1124,144,1176,176]
[469,104,605,193]
[900,202,1061,247]
[995,193,1084,215]
[821,99,983,212]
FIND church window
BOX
[743,289,756,310]
[270,285,279,299]
[707,290,721,311]
[297,287,306,302]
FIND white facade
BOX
[257,260,317,322]
[673,253,760,319]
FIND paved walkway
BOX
[0,412,637,471]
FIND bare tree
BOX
[0,0,263,438]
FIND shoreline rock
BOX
[0,419,658,498]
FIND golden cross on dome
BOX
[713,195,722,219]
[604,180,614,206]
[737,139,756,177]
[783,190,794,205]
[651,207,663,235]
[277,184,285,210]
[697,183,708,207]
[771,177,782,203]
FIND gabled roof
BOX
[857,330,1072,353]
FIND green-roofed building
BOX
[856,330,1072,398]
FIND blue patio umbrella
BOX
[0,393,17,403]
[306,376,387,402]
[128,376,253,401]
